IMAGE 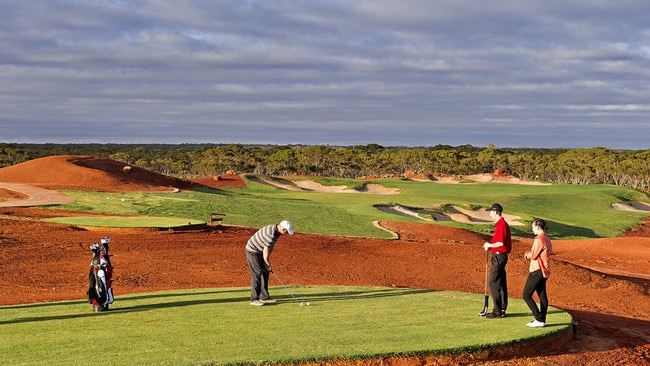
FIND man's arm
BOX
[263,246,274,270]
[483,241,504,251]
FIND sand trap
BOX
[377,204,524,226]
[409,173,550,185]
[254,174,548,194]
[491,176,551,185]
[247,175,301,190]
[295,180,399,194]
[462,174,494,182]
[250,175,400,194]
[376,205,434,221]
[612,201,650,212]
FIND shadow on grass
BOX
[267,287,435,305]
[510,219,598,239]
[0,287,433,325]
[0,288,236,311]
[497,308,565,320]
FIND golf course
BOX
[0,155,648,365]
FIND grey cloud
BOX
[0,0,649,148]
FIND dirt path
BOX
[0,182,75,206]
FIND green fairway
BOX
[0,286,572,366]
[49,178,649,239]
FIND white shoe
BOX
[526,320,545,328]
[249,300,265,306]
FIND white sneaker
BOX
[526,320,545,328]
[249,300,264,306]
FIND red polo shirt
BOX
[491,217,512,253]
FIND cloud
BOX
[0,0,649,149]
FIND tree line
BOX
[0,143,648,192]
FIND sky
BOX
[1,0,649,149]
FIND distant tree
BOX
[0,146,29,167]
[295,145,335,176]
[429,149,461,174]
[477,145,510,173]
[109,152,136,166]
[507,151,539,180]
[265,147,298,175]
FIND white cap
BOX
[279,220,293,235]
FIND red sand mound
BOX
[0,155,225,192]
[0,156,648,365]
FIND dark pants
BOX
[523,269,548,322]
[246,250,270,301]
[489,253,508,314]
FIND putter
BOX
[479,249,489,316]
[271,271,310,306]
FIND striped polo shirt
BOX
[245,224,280,253]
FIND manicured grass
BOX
[51,178,649,239]
[0,286,572,366]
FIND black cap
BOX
[488,203,503,213]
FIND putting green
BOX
[1,286,573,365]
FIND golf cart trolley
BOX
[87,237,114,312]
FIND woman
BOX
[523,218,552,327]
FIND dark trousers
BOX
[489,253,508,314]
[523,269,548,322]
[246,250,270,301]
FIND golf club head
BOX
[479,295,489,316]
[299,302,310,306]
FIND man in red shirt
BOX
[482,203,512,318]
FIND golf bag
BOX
[87,237,114,312]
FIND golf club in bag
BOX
[479,249,489,316]
[87,237,114,312]
[271,271,310,306]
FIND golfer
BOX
[245,220,293,306]
[523,218,553,327]
[482,203,512,318]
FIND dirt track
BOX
[0,156,648,365]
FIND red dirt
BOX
[0,156,648,365]
[0,155,213,192]
[0,187,29,201]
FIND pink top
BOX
[527,232,552,278]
